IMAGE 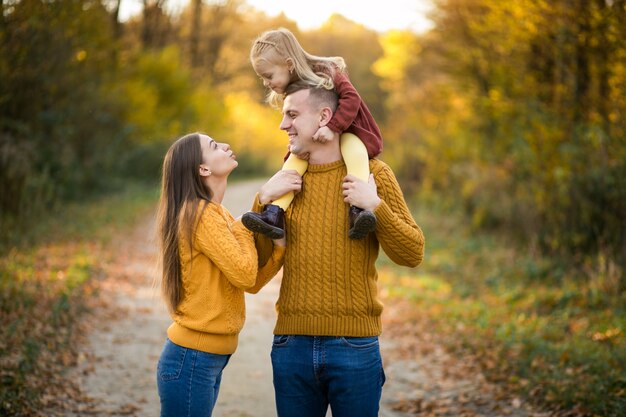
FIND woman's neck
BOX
[206,177,227,204]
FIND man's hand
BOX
[342,174,381,212]
[312,126,334,143]
[259,170,303,205]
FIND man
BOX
[251,81,425,417]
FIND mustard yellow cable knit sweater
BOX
[253,159,425,337]
[167,202,285,355]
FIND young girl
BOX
[241,27,384,240]
[155,132,288,417]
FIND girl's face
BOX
[253,51,294,94]
[198,134,238,179]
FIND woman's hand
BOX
[342,174,381,211]
[259,169,302,205]
[272,236,287,247]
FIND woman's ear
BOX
[199,165,212,177]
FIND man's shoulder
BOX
[369,158,392,174]
[369,159,401,188]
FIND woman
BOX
[155,132,299,417]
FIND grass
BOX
[2,180,624,415]
[13,182,159,249]
[378,199,626,416]
[0,182,159,416]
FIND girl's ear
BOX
[286,58,295,72]
[199,165,212,177]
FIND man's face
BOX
[279,89,321,156]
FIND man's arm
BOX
[343,162,424,267]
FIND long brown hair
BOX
[156,133,212,313]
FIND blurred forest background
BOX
[1,0,625,416]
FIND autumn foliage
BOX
[1,0,625,415]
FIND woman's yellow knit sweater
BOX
[254,159,425,337]
[167,202,285,355]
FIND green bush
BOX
[380,200,626,416]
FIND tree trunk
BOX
[141,0,167,49]
[574,0,590,122]
[190,0,202,67]
[111,0,122,40]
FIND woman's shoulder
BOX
[196,200,218,215]
[196,201,231,225]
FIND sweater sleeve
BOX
[194,206,258,289]
[246,244,286,294]
[372,162,425,267]
[326,71,362,134]
[242,194,285,293]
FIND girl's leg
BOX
[241,154,308,239]
[340,133,377,240]
[271,154,309,210]
[340,133,369,183]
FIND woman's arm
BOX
[246,238,286,294]
[195,206,258,289]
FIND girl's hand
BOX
[312,126,334,143]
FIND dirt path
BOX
[62,179,546,417]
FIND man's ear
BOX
[199,165,212,177]
[319,107,333,127]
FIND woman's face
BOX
[198,134,238,178]
[253,51,293,94]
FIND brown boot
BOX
[348,206,377,240]
[242,204,286,239]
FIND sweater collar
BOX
[306,159,345,173]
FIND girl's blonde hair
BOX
[250,27,346,108]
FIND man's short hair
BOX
[284,80,339,113]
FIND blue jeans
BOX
[271,335,385,417]
[157,339,231,417]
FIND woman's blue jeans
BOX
[270,335,386,417]
[157,339,230,417]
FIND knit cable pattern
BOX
[255,159,424,337]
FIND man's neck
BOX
[308,150,342,165]
[307,134,342,165]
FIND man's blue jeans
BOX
[157,339,230,417]
[271,335,386,417]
